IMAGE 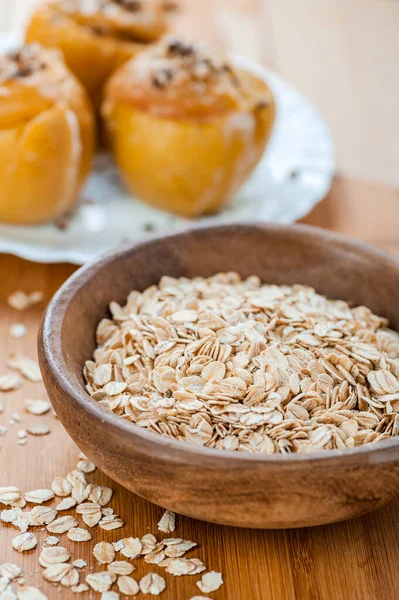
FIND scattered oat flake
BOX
[164,539,197,558]
[99,515,124,530]
[71,482,91,504]
[190,597,212,600]
[86,572,116,593]
[61,567,79,587]
[119,537,142,559]
[1,507,22,523]
[77,458,96,473]
[47,515,78,534]
[66,469,86,486]
[67,527,92,542]
[56,497,77,511]
[76,502,101,515]
[12,497,27,508]
[158,510,175,533]
[72,559,87,569]
[7,290,44,311]
[24,399,51,416]
[108,561,135,576]
[140,533,157,554]
[0,563,23,581]
[7,354,42,382]
[90,485,113,506]
[93,542,115,565]
[9,323,27,339]
[0,487,22,505]
[42,563,72,583]
[17,586,48,600]
[44,536,59,546]
[30,505,57,526]
[39,546,71,567]
[113,540,125,552]
[196,571,224,593]
[26,424,50,436]
[24,489,54,504]
[71,583,89,593]
[139,573,166,595]
[117,575,139,596]
[101,592,120,600]
[164,558,206,576]
[51,477,72,497]
[0,373,23,391]
[12,532,37,552]
[13,515,30,533]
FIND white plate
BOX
[0,31,335,265]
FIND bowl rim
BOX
[41,221,399,465]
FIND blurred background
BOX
[1,0,398,250]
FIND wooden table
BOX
[1,2,399,599]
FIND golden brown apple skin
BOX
[25,1,169,106]
[0,51,95,225]
[103,69,275,218]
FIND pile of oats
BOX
[84,273,399,454]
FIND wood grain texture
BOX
[0,0,399,599]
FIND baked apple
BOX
[103,38,275,217]
[26,0,172,106]
[0,44,95,225]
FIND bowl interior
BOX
[58,223,399,405]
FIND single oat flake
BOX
[86,572,116,593]
[93,541,115,564]
[158,510,176,533]
[108,561,135,576]
[29,505,57,526]
[101,592,120,600]
[0,373,23,392]
[47,515,78,534]
[84,274,399,454]
[9,323,27,339]
[51,477,71,497]
[196,571,224,593]
[139,573,166,595]
[24,399,51,416]
[56,497,77,511]
[16,586,48,600]
[72,559,87,569]
[67,527,92,542]
[42,563,72,583]
[7,353,42,383]
[44,536,59,546]
[71,583,89,593]
[26,423,50,436]
[24,489,54,504]
[0,487,22,505]
[117,575,140,596]
[39,546,71,567]
[119,537,142,559]
[12,532,37,552]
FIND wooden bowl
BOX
[39,224,399,529]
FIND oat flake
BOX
[139,573,166,595]
[196,571,224,593]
